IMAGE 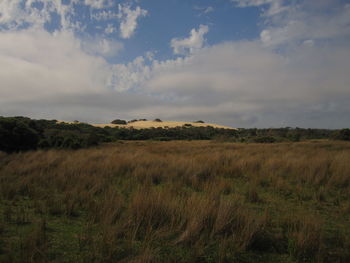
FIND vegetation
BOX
[332,129,350,141]
[0,141,349,262]
[0,117,103,152]
[1,116,350,153]
[111,119,127,125]
[154,118,162,122]
[128,119,138,123]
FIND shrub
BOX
[128,119,138,123]
[154,118,162,122]
[111,119,127,125]
[0,117,39,152]
[253,136,277,143]
[332,129,350,141]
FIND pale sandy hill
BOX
[57,120,236,130]
[92,120,236,130]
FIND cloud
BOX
[108,39,350,127]
[194,6,214,15]
[0,29,113,102]
[231,0,288,16]
[3,29,350,127]
[82,38,123,57]
[0,91,161,124]
[105,23,115,34]
[103,0,350,127]
[171,25,209,55]
[202,6,214,14]
[233,0,350,48]
[0,0,77,31]
[259,2,350,47]
[92,10,118,21]
[110,56,151,92]
[1,1,350,128]
[0,0,22,25]
[0,0,51,29]
[84,0,105,9]
[117,4,148,39]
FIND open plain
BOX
[1,140,349,262]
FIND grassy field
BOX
[0,140,350,262]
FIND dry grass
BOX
[58,120,236,129]
[0,141,350,262]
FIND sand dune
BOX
[58,120,236,130]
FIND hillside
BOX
[60,120,237,130]
[1,116,349,153]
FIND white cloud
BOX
[0,0,22,24]
[84,0,108,9]
[194,6,214,15]
[92,10,118,21]
[0,29,113,102]
[105,23,116,34]
[0,0,76,31]
[82,38,123,57]
[105,39,350,127]
[117,4,148,39]
[231,0,288,16]
[303,39,314,47]
[3,29,350,127]
[110,56,151,92]
[171,25,209,55]
[145,51,156,61]
[1,0,350,128]
[0,0,47,29]
[203,6,214,14]
[248,1,350,47]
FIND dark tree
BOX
[111,119,127,125]
[332,129,350,141]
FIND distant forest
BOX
[0,116,349,152]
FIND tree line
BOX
[0,116,349,152]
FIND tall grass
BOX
[0,141,350,262]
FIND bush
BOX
[195,120,205,123]
[332,129,350,141]
[253,136,277,143]
[111,119,127,125]
[0,117,39,152]
[154,118,162,122]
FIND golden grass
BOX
[0,141,350,262]
[58,120,237,129]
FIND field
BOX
[0,140,350,262]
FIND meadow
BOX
[0,140,349,262]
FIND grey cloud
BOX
[0,91,163,123]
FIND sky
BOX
[1,0,350,128]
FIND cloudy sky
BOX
[1,0,350,128]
